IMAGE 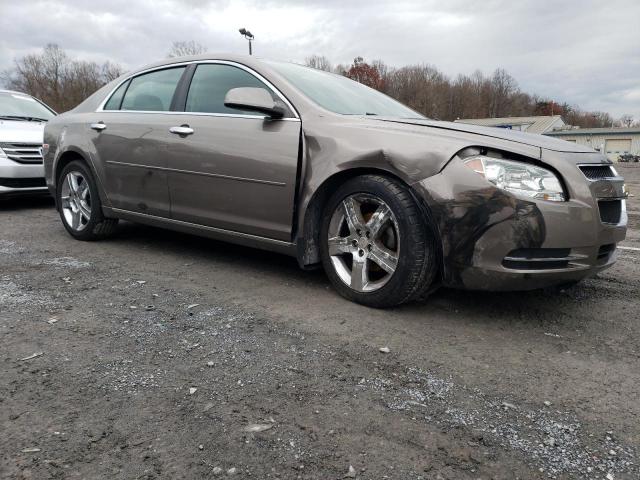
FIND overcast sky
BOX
[1,0,639,119]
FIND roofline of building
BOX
[455,115,563,123]
[546,128,640,136]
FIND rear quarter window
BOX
[103,80,129,110]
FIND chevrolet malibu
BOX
[43,55,627,307]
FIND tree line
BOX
[1,43,634,128]
[0,42,209,113]
[2,44,123,113]
[307,55,634,128]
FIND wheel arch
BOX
[296,167,443,279]
[53,148,110,209]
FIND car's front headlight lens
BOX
[0,147,6,159]
[464,155,566,202]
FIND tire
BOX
[56,160,118,241]
[319,174,438,308]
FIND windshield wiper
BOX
[0,115,48,122]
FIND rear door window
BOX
[185,64,277,115]
[121,67,186,112]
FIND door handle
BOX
[169,125,194,136]
[90,122,106,131]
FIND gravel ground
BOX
[1,165,639,480]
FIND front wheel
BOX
[57,160,118,241]
[320,175,438,308]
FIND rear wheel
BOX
[57,161,118,240]
[320,175,438,307]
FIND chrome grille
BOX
[0,143,43,164]
[579,165,615,180]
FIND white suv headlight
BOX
[464,155,566,202]
[0,146,6,159]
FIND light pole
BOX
[239,28,254,55]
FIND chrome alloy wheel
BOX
[327,193,400,292]
[60,171,92,231]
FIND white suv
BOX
[0,89,56,196]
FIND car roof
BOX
[107,53,322,117]
[0,89,32,96]
[129,53,267,76]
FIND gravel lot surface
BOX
[1,165,639,479]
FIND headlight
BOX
[0,147,6,159]
[463,155,565,202]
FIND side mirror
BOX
[224,87,286,119]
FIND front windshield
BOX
[0,92,55,120]
[266,60,424,118]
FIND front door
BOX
[165,63,301,241]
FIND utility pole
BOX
[239,28,254,55]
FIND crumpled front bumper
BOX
[414,151,627,291]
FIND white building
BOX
[545,127,640,162]
[454,115,566,134]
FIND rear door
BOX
[165,62,301,241]
[92,66,187,217]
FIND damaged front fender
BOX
[415,157,547,289]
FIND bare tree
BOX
[370,60,389,82]
[618,114,635,128]
[167,40,207,58]
[101,61,125,83]
[2,44,124,113]
[305,55,333,72]
[334,63,348,76]
[383,64,449,119]
[487,69,517,117]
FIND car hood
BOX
[370,117,594,154]
[0,119,46,144]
